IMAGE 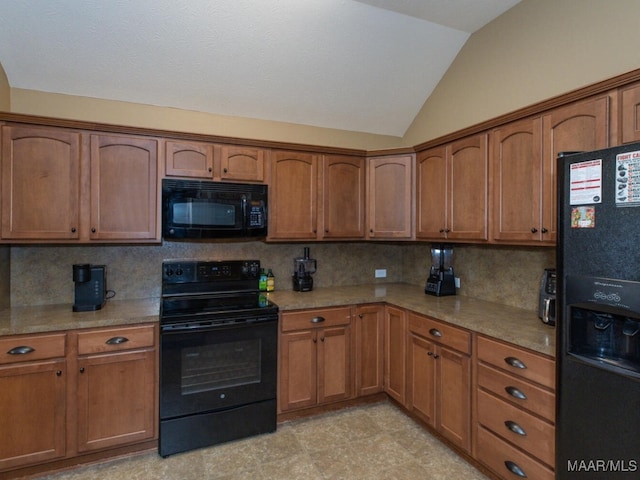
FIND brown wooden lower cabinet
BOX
[0,324,158,476]
[278,306,353,413]
[384,305,407,405]
[406,312,472,452]
[474,335,556,479]
[354,304,384,396]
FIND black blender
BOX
[292,247,317,292]
[425,244,456,296]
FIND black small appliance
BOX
[72,264,107,312]
[538,268,556,326]
[425,243,456,296]
[292,247,317,292]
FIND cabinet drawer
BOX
[477,389,554,467]
[281,307,351,332]
[77,325,155,355]
[478,363,555,421]
[408,313,470,354]
[0,333,66,364]
[477,336,555,389]
[476,425,554,480]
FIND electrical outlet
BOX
[455,277,461,288]
[375,269,387,278]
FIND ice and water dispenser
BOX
[565,275,640,377]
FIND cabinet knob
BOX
[71,227,77,233]
[208,167,213,172]
[320,337,325,342]
[541,227,548,234]
[531,227,538,233]
[311,316,326,324]
[439,228,445,233]
[91,227,96,233]
[445,229,450,233]
[56,370,62,377]
[358,314,363,319]
[312,337,317,343]
[80,367,85,373]
[223,168,228,173]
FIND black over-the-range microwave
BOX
[162,179,268,239]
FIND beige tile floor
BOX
[34,401,490,480]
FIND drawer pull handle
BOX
[7,346,35,355]
[311,316,326,324]
[505,386,527,400]
[106,336,129,345]
[429,328,442,338]
[504,460,527,477]
[505,420,527,436]
[505,356,527,369]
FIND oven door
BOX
[160,318,277,420]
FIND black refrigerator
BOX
[557,144,640,479]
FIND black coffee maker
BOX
[72,264,107,312]
[425,244,456,297]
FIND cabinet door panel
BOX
[448,135,488,240]
[416,147,448,239]
[407,334,436,426]
[491,118,543,242]
[384,306,406,405]
[0,360,66,470]
[77,349,155,452]
[269,151,318,239]
[354,305,384,396]
[1,125,80,239]
[165,140,213,178]
[321,155,365,239]
[90,134,159,240]
[368,155,413,239]
[542,96,609,241]
[621,83,640,144]
[318,326,351,404]
[279,330,317,412]
[438,346,471,451]
[220,145,266,182]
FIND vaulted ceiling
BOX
[0,0,521,137]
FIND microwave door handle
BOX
[543,298,552,324]
[241,195,247,229]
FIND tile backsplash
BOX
[8,241,555,312]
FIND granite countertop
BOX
[0,298,160,336]
[268,283,556,357]
[0,283,555,357]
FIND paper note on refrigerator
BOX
[569,159,602,205]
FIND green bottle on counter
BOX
[259,268,267,291]
[266,269,275,292]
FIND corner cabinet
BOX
[367,154,414,239]
[416,134,488,242]
[278,307,353,413]
[0,125,160,243]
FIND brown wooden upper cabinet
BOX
[320,154,366,240]
[89,134,159,241]
[269,150,319,240]
[491,117,544,243]
[367,154,414,239]
[1,124,81,240]
[620,82,640,144]
[165,140,268,183]
[1,125,160,243]
[417,134,488,242]
[540,95,610,243]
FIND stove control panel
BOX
[163,260,261,284]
